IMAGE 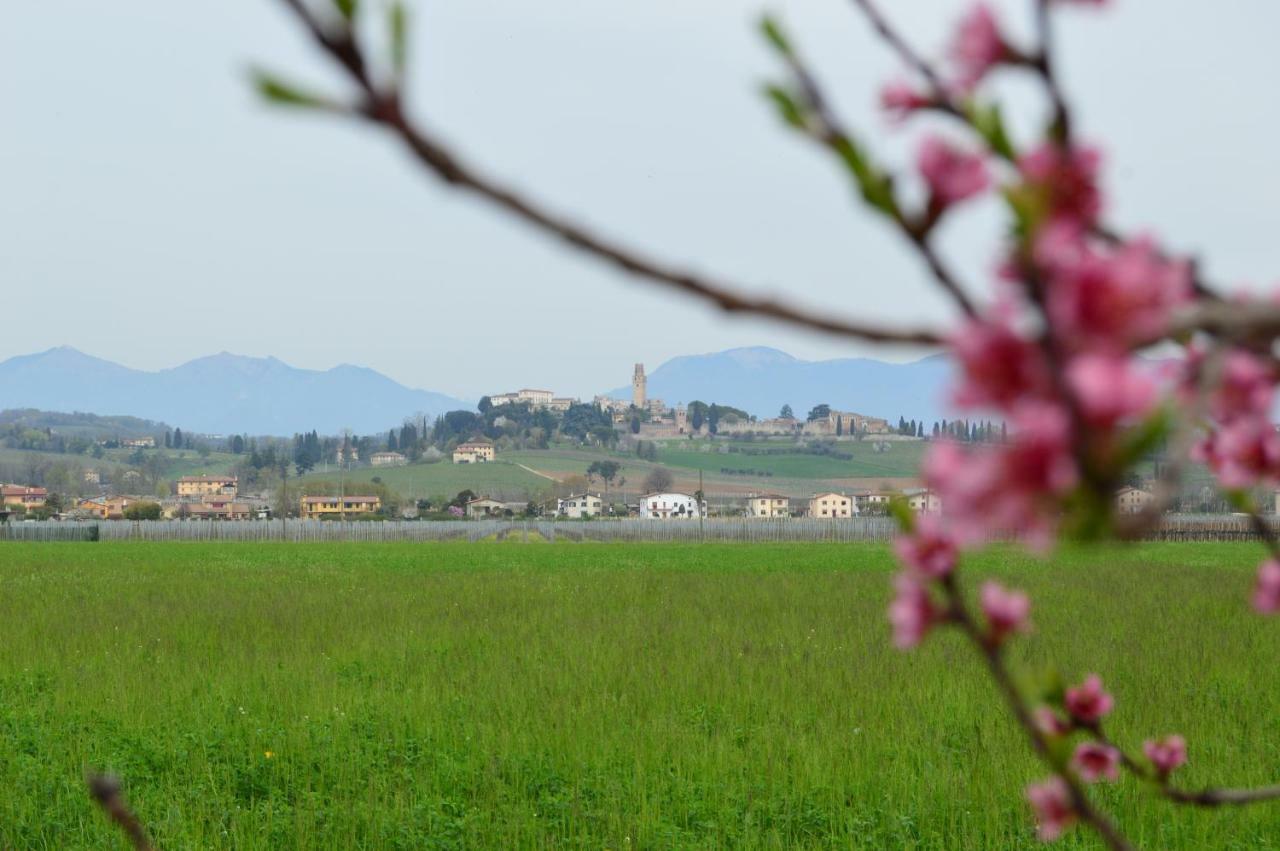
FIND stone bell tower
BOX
[632,363,647,409]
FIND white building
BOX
[490,389,556,409]
[556,492,604,519]
[903,487,942,514]
[640,492,706,520]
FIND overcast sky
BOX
[3,1,1277,398]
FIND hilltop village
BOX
[0,363,1184,524]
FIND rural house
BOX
[177,475,238,499]
[903,488,942,514]
[746,493,791,518]
[808,492,855,519]
[1,485,48,509]
[556,493,604,519]
[464,496,508,518]
[1115,486,1154,514]
[370,451,408,467]
[453,441,495,464]
[300,495,381,519]
[640,492,706,520]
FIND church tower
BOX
[632,363,647,409]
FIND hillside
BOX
[604,347,952,422]
[0,347,470,435]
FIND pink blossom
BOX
[1019,142,1104,227]
[1034,706,1072,738]
[894,516,958,579]
[1193,416,1280,490]
[1046,237,1192,349]
[889,572,940,649]
[1143,735,1188,777]
[1072,743,1120,783]
[949,4,1006,91]
[918,135,990,207]
[1209,349,1275,423]
[1066,353,1159,428]
[1254,559,1280,615]
[924,404,1077,547]
[1064,674,1114,725]
[1026,776,1076,842]
[880,79,932,122]
[980,580,1031,641]
[950,316,1054,412]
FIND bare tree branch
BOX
[943,577,1135,851]
[87,773,155,851]
[271,0,946,347]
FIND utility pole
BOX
[279,457,289,541]
[698,468,705,542]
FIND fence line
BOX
[2,515,1278,544]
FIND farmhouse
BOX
[177,475,238,499]
[300,495,381,519]
[808,492,855,519]
[369,451,408,467]
[1115,486,1154,514]
[746,493,791,518]
[640,492,705,520]
[556,493,604,519]
[452,441,495,464]
[1,485,48,509]
[122,437,157,448]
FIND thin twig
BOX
[1089,728,1280,809]
[87,773,156,851]
[846,0,962,117]
[772,37,978,317]
[272,0,945,346]
[1031,0,1072,140]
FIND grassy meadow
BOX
[1,542,1279,849]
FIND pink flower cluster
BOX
[948,4,1006,92]
[1064,674,1114,725]
[1143,735,1187,778]
[1026,776,1076,842]
[1190,348,1280,489]
[1255,559,1280,615]
[918,135,989,209]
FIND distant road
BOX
[514,462,559,482]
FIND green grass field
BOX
[1,542,1278,849]
[654,440,929,480]
[300,459,554,502]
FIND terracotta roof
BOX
[1,486,47,496]
[178,476,238,483]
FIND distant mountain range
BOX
[0,347,470,435]
[0,345,954,438]
[606,346,953,423]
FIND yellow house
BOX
[177,475,239,498]
[77,496,132,519]
[904,488,942,513]
[746,493,790,518]
[452,441,495,464]
[300,495,381,519]
[809,492,855,519]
